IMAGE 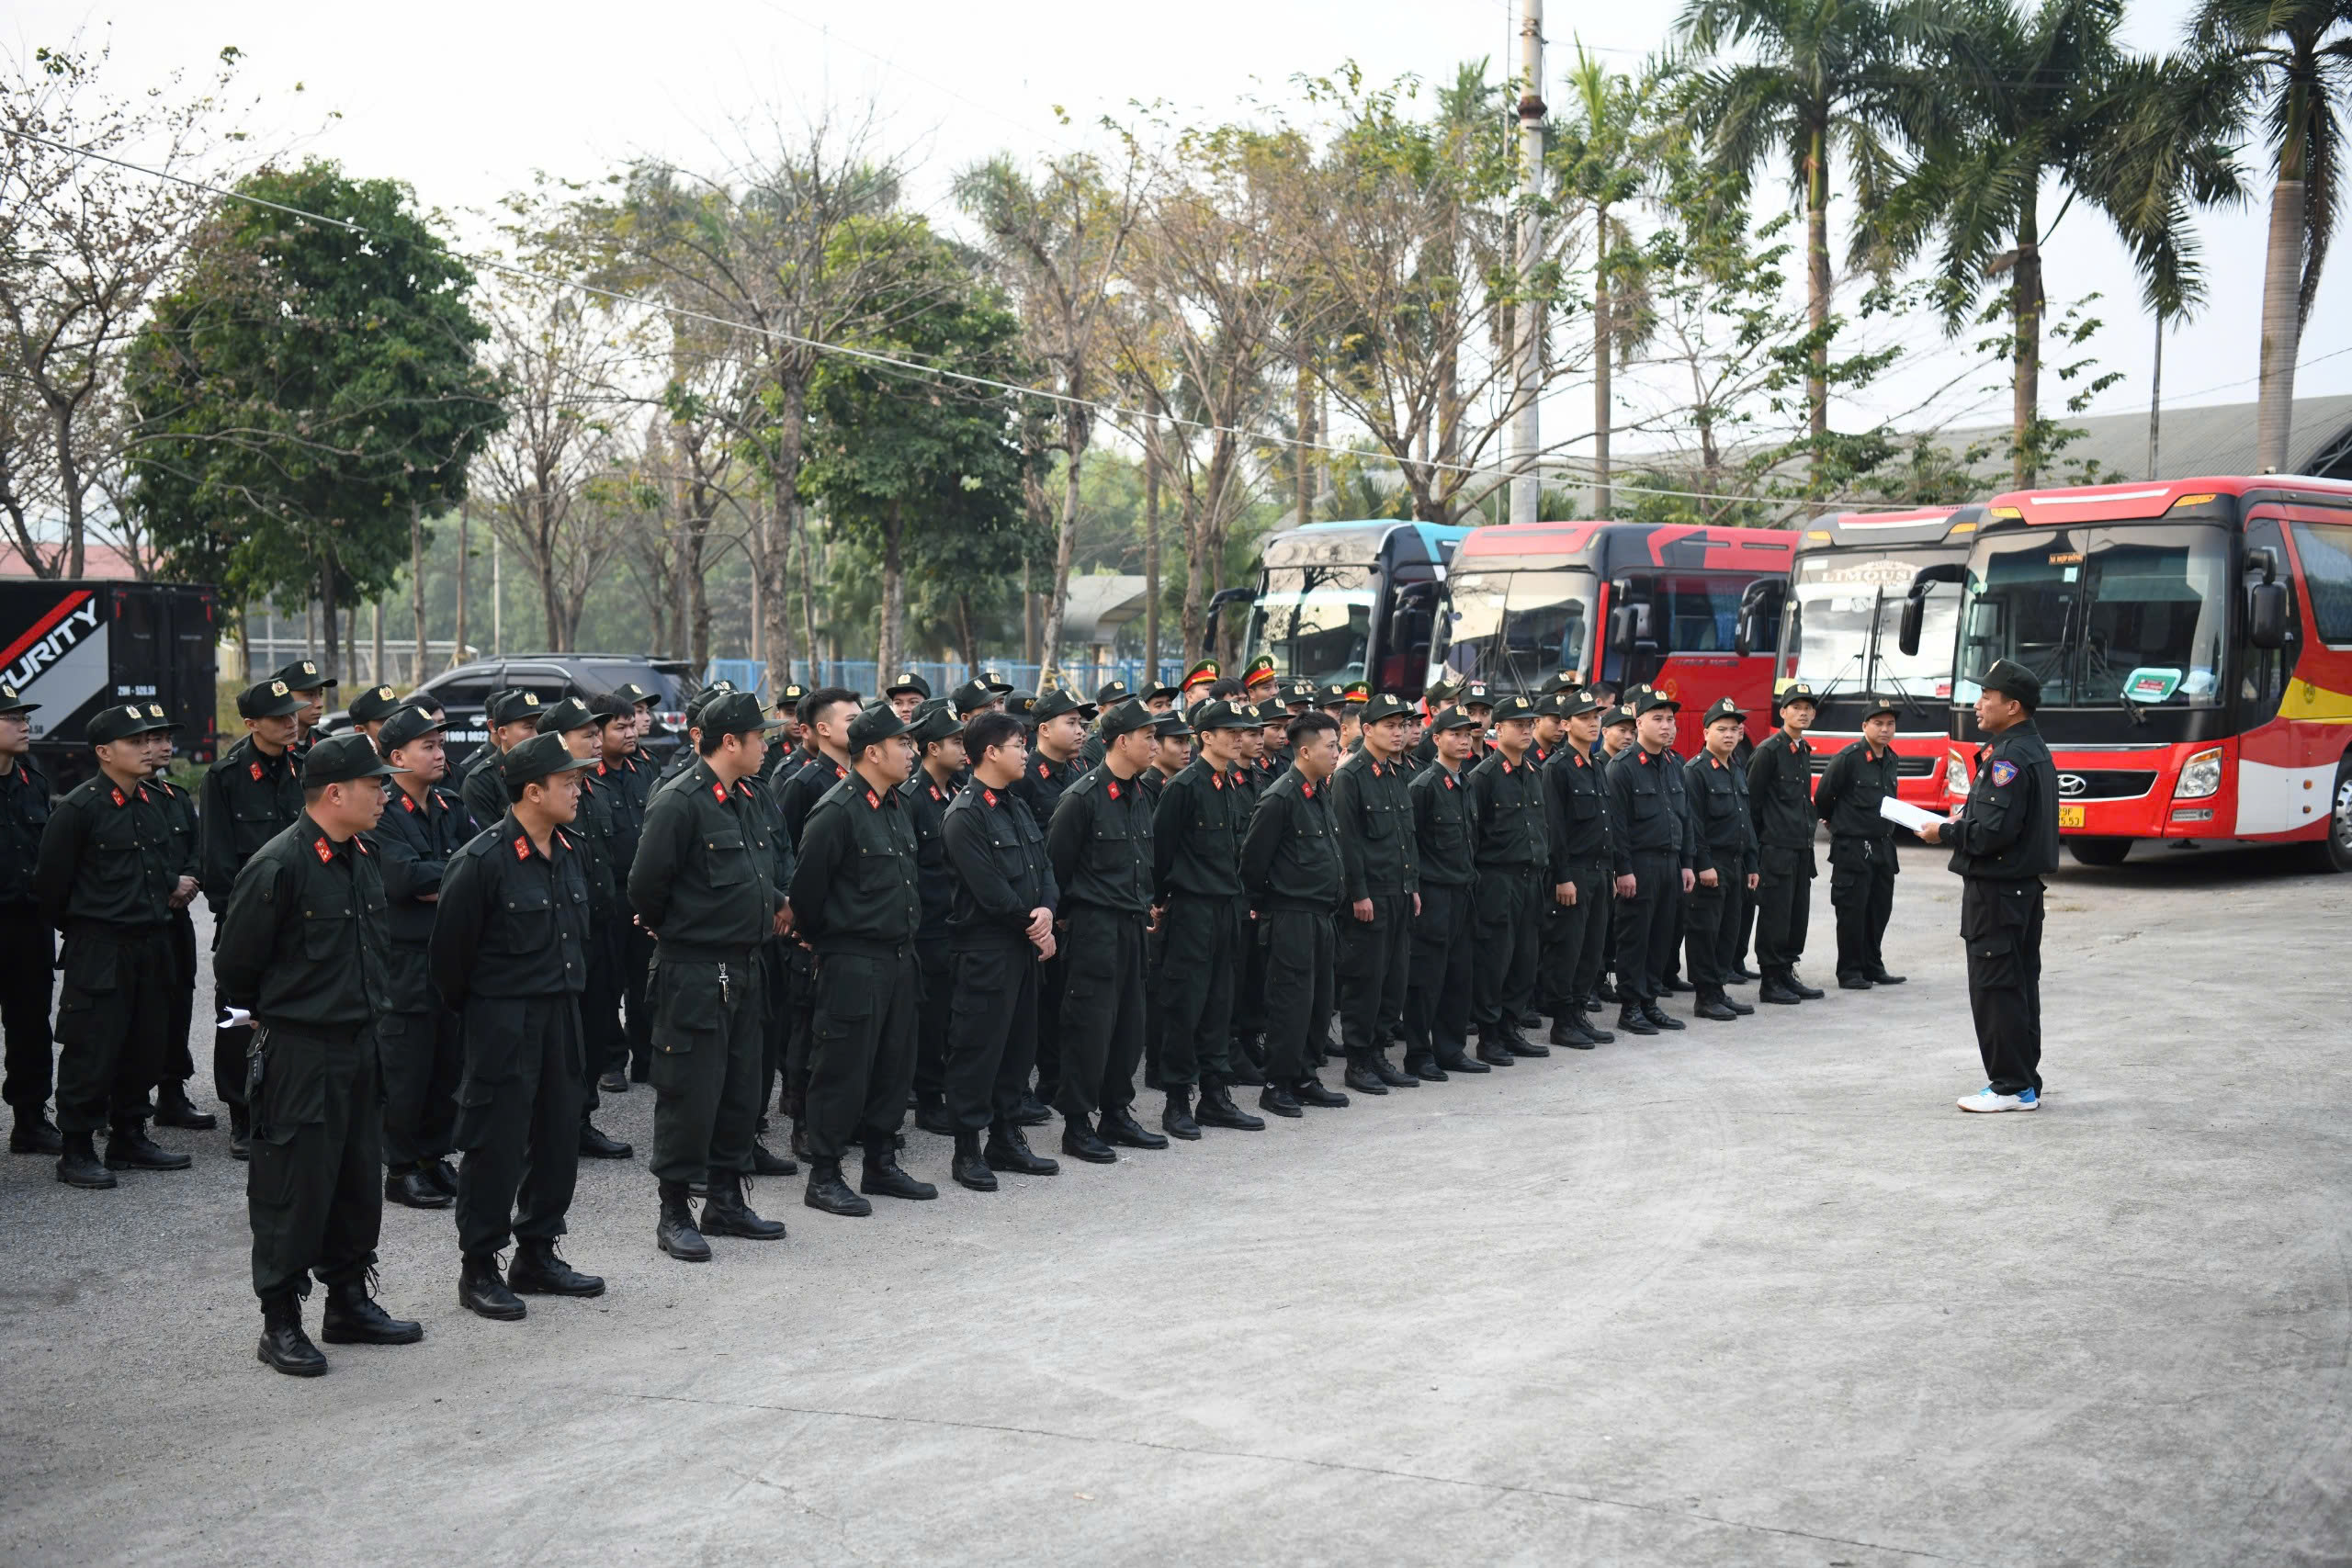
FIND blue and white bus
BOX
[1215,520,1473,700]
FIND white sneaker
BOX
[1956,1085,2039,1113]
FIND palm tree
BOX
[2194,0,2352,472]
[1676,0,1908,491]
[1552,46,1658,518]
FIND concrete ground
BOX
[0,839,2346,1567]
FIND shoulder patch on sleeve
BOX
[1989,760,2018,787]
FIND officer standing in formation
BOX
[1747,682,1826,1005]
[1682,699,1759,1023]
[901,705,966,1138]
[461,691,548,829]
[1240,709,1349,1116]
[1468,695,1548,1064]
[0,684,59,1156]
[1815,699,1907,989]
[368,705,469,1209]
[1540,689,1614,1049]
[1608,689,1695,1037]
[1403,705,1484,1077]
[1330,693,1421,1095]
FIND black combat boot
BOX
[804,1160,875,1215]
[1160,1089,1203,1141]
[1193,1080,1264,1131]
[55,1131,115,1189]
[1294,1074,1350,1109]
[1475,1037,1518,1066]
[750,1138,798,1177]
[858,1145,938,1201]
[983,1121,1060,1174]
[1012,1091,1053,1126]
[1371,1048,1419,1088]
[1550,1014,1598,1050]
[952,1131,996,1191]
[789,1120,813,1162]
[257,1291,326,1377]
[1758,971,1804,1005]
[1224,1051,1268,1088]
[10,1108,62,1156]
[1594,976,1621,1004]
[1402,1050,1446,1082]
[1342,1050,1388,1096]
[597,1069,629,1095]
[1722,991,1755,1016]
[508,1237,605,1296]
[228,1104,251,1162]
[154,1082,217,1130]
[322,1276,424,1344]
[1661,975,1695,995]
[704,1169,791,1235]
[1694,991,1740,1022]
[428,1156,459,1195]
[578,1119,633,1159]
[1060,1118,1117,1164]
[1257,1082,1303,1118]
[1640,1001,1687,1032]
[1865,967,1905,986]
[386,1165,452,1210]
[914,1093,955,1136]
[657,1181,711,1261]
[1097,1104,1167,1151]
[1435,1045,1488,1074]
[105,1122,191,1171]
[458,1253,526,1321]
[1785,971,1826,1000]
[1616,1004,1658,1037]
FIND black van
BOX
[0,579,219,793]
[321,652,701,773]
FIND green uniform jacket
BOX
[628,759,785,956]
[34,773,181,930]
[1466,749,1547,870]
[430,813,592,1007]
[1544,741,1613,880]
[1409,759,1476,887]
[198,736,301,908]
[213,813,393,1030]
[1240,768,1341,912]
[1046,764,1154,915]
[1608,744,1699,875]
[1815,739,1903,852]
[1683,750,1758,880]
[1329,749,1420,899]
[1151,757,1247,901]
[789,772,922,953]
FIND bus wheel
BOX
[2321,754,2352,874]
[2067,837,2132,868]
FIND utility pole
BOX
[492,529,503,659]
[1509,0,1546,526]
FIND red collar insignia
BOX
[596,761,607,775]
[109,785,125,807]
[1444,775,1455,789]
[831,762,845,779]
[555,828,571,849]
[929,784,943,802]
[1212,772,1223,789]
[983,788,998,807]
[712,783,728,803]
[1501,759,1513,773]
[514,836,531,860]
[314,836,334,863]
[865,787,881,809]
[401,794,416,812]
[249,761,265,783]
[1037,760,1049,776]
[1107,781,1120,800]
[1301,783,1314,799]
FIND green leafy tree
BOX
[128,160,503,671]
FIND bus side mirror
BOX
[2248,581,2289,649]
[1899,563,1966,658]
[1205,586,1253,616]
[1734,580,1776,659]
[1609,603,1653,653]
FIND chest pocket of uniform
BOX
[1628,784,1661,820]
[489,884,554,953]
[1091,814,1137,869]
[1571,792,1600,820]
[301,905,354,961]
[1703,789,1734,818]
[1362,793,1398,839]
[704,829,751,886]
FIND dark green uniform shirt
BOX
[198,736,302,908]
[1467,749,1547,869]
[899,767,959,940]
[628,759,784,957]
[789,771,922,953]
[1240,768,1342,912]
[1815,740,1903,844]
[1608,743,1700,874]
[430,814,593,1006]
[34,773,180,930]
[213,814,393,1030]
[1151,757,1246,901]
[1014,750,1080,832]
[1946,721,2060,880]
[1746,731,1816,849]
[1544,741,1613,881]
[1329,749,1420,898]
[1684,750,1758,879]
[1409,758,1476,887]
[0,753,52,911]
[944,777,1057,950]
[1046,764,1155,916]
[458,745,509,836]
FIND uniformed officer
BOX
[605,682,665,1087]
[950,677,1001,720]
[1240,709,1349,1116]
[1221,705,1272,1087]
[590,692,650,1096]
[655,682,736,792]
[1919,661,2060,1113]
[1608,689,1697,1036]
[1240,654,1279,705]
[1747,682,1826,1005]
[1334,681,1368,753]
[1178,657,1221,709]
[0,682,60,1156]
[141,716,211,1133]
[775,686,857,1155]
[1259,700,1295,781]
[214,734,420,1376]
[900,703,966,1137]
[1148,698,1266,1138]
[1540,689,1615,1049]
[939,712,1063,1189]
[364,706,468,1209]
[1466,694,1548,1065]
[1018,687,1089,1111]
[792,703,935,1213]
[198,678,308,1154]
[1144,712,1192,802]
[1683,698,1760,1023]
[1330,693,1421,1095]
[1043,698,1163,1161]
[1404,705,1487,1078]
[1142,681,1180,715]
[629,691,791,1262]
[885,670,933,721]
[460,690,548,829]
[1815,697,1906,988]
[760,682,811,789]
[429,733,605,1316]
[533,697,634,1162]
[266,658,335,754]
[33,703,193,1188]
[1078,681,1131,770]
[1595,698,1637,1005]
[348,683,401,744]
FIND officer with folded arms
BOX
[628,691,792,1262]
[214,734,420,1376]
[34,702,195,1188]
[461,690,547,830]
[431,732,606,1318]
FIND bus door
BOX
[2235,509,2327,838]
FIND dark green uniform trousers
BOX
[379,1001,462,1169]
[246,1024,381,1299]
[1405,883,1473,1066]
[1685,879,1746,993]
[622,924,657,1080]
[806,948,918,1163]
[1152,894,1243,1088]
[453,995,583,1257]
[945,942,1040,1133]
[648,952,765,1186]
[1055,908,1146,1121]
[910,934,953,1103]
[1259,906,1334,1083]
[1470,867,1543,1030]
[1541,862,1611,1016]
[1829,837,1897,981]
[1752,847,1814,979]
[578,923,624,1115]
[0,908,54,1112]
[1336,891,1412,1054]
[164,908,198,1091]
[1613,852,1682,1003]
[52,926,174,1134]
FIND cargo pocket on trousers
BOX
[451,1078,500,1153]
[248,1044,326,1207]
[1967,932,2022,993]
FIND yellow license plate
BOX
[2058,804,2085,829]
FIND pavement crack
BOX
[616,1390,1982,1563]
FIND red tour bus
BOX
[1898,475,2352,871]
[1781,505,1988,807]
[1432,521,1798,756]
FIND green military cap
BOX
[1975,659,2041,710]
[1360,692,1412,725]
[1004,691,1039,720]
[1032,689,1087,723]
[1316,683,1349,711]
[1191,698,1260,732]
[236,678,305,719]
[1702,695,1746,727]
[1097,698,1158,739]
[1555,688,1603,719]
[609,681,659,707]
[1094,680,1133,707]
[907,705,965,747]
[1240,653,1279,691]
[0,682,37,716]
[268,658,336,694]
[488,689,546,726]
[1459,681,1495,711]
[1181,657,1220,693]
[536,696,597,734]
[950,678,996,716]
[378,706,446,752]
[1860,695,1900,721]
[300,732,398,787]
[1540,669,1584,694]
[1423,678,1458,707]
[701,690,784,739]
[886,669,932,700]
[848,702,909,750]
[349,684,401,725]
[1490,694,1540,724]
[1339,680,1370,704]
[1632,685,1680,716]
[87,700,176,745]
[774,681,808,711]
[1774,680,1819,711]
[501,730,596,789]
[588,690,632,723]
[1428,705,1481,733]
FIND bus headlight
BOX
[1944,752,1971,798]
[2174,747,2223,800]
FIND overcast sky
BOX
[15,0,2349,474]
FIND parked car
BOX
[320,653,701,773]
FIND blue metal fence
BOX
[703,659,1180,702]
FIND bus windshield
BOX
[1442,566,1595,687]
[1790,553,1961,704]
[1248,564,1375,686]
[1956,523,2230,707]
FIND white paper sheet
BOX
[1878,795,1950,835]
